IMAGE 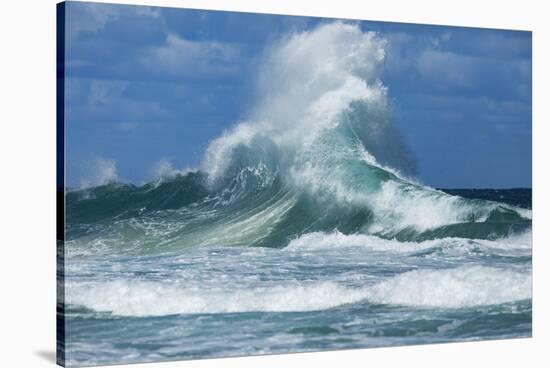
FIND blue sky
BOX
[64,1,532,188]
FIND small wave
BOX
[287,231,434,252]
[286,229,532,254]
[66,266,530,317]
[366,266,531,308]
[66,281,368,316]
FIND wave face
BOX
[63,23,532,367]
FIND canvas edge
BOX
[56,2,67,367]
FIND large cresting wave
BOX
[66,22,531,255]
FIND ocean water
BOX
[61,182,532,366]
[59,23,532,366]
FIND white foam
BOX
[67,265,530,316]
[286,231,434,253]
[151,158,194,182]
[366,266,531,308]
[499,229,533,248]
[66,280,368,316]
[202,22,388,181]
[369,181,492,232]
[286,230,532,255]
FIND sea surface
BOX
[59,22,532,367]
[60,176,532,367]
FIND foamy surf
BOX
[366,266,531,308]
[66,265,530,317]
[287,230,533,255]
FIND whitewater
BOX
[61,22,532,366]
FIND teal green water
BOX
[62,169,531,366]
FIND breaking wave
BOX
[66,23,531,255]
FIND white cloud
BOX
[66,3,119,43]
[416,50,477,88]
[66,3,163,43]
[88,80,127,107]
[134,6,162,19]
[72,79,167,122]
[398,93,531,128]
[140,34,241,77]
